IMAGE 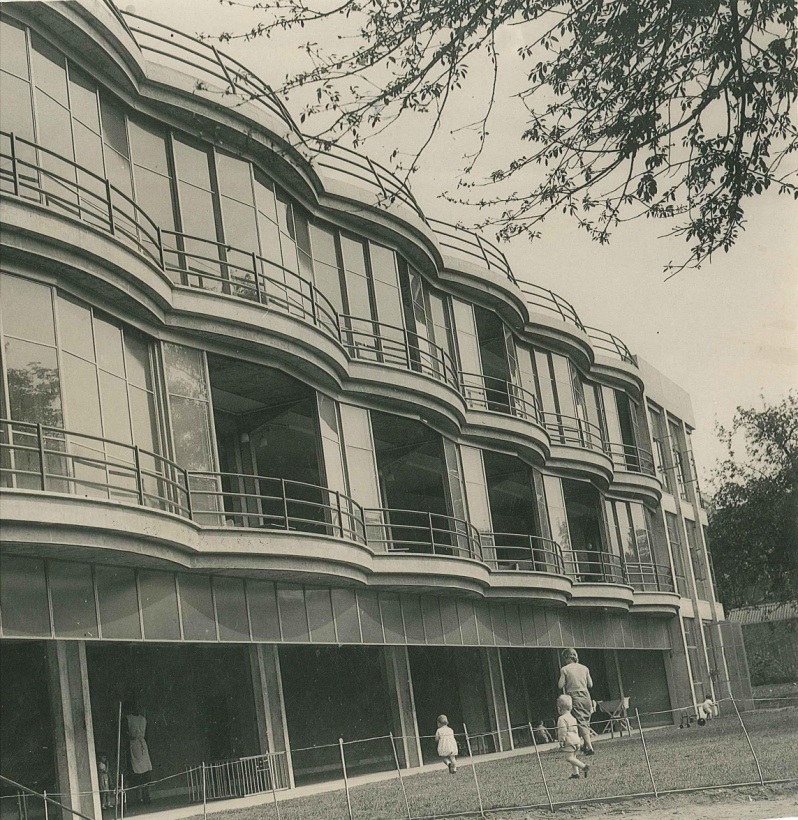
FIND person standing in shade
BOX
[557,648,595,755]
[125,701,153,804]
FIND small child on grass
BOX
[435,714,458,774]
[556,694,589,779]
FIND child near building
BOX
[556,694,589,779]
[697,696,716,725]
[97,753,113,809]
[435,715,458,774]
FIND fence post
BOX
[462,723,485,819]
[528,723,554,813]
[731,695,765,786]
[635,708,658,797]
[120,774,125,820]
[202,763,207,820]
[389,732,412,820]
[266,755,281,820]
[338,738,354,820]
[42,791,48,820]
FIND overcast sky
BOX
[129,0,797,483]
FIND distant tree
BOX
[707,392,798,608]
[210,0,798,273]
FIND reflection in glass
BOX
[3,339,62,425]
[0,275,56,345]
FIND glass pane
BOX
[99,371,132,445]
[256,210,281,263]
[313,260,344,316]
[0,274,55,344]
[72,120,104,178]
[30,33,67,105]
[0,555,50,637]
[48,560,98,639]
[216,151,253,203]
[169,395,212,471]
[0,18,29,80]
[4,338,62,425]
[68,67,100,131]
[0,71,35,141]
[133,164,176,231]
[124,331,153,390]
[62,352,102,436]
[310,223,338,266]
[163,342,207,399]
[173,137,211,189]
[128,117,169,174]
[214,576,249,641]
[100,95,129,157]
[57,295,95,361]
[276,193,295,237]
[94,316,125,375]
[178,574,216,640]
[138,570,181,640]
[254,171,277,220]
[95,565,141,639]
[129,386,159,453]
[177,182,217,240]
[35,91,73,160]
[221,196,259,253]
[104,146,132,197]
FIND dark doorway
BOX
[500,648,559,740]
[0,642,57,797]
[86,644,260,803]
[279,645,394,784]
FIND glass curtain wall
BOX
[665,512,690,596]
[605,499,658,588]
[648,402,677,494]
[0,274,162,503]
[561,478,614,581]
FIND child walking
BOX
[556,695,589,779]
[435,715,458,774]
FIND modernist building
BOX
[0,1,751,817]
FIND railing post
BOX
[9,132,20,197]
[428,511,435,554]
[251,252,262,303]
[336,491,344,538]
[155,225,165,269]
[281,478,289,530]
[37,424,47,491]
[184,468,193,519]
[105,178,115,235]
[133,446,145,505]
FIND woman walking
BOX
[557,648,595,755]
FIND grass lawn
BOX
[201,707,797,820]
[753,681,798,701]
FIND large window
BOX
[0,274,161,499]
[665,512,690,596]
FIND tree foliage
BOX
[211,0,797,272]
[707,392,798,608]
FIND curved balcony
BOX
[605,442,657,476]
[564,550,626,585]
[519,282,586,332]
[624,561,675,593]
[340,315,459,390]
[460,373,542,424]
[542,413,605,453]
[364,508,483,562]
[481,533,565,575]
[427,219,517,285]
[584,326,636,365]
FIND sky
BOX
[128,0,797,484]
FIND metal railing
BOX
[364,508,483,561]
[564,550,626,585]
[427,219,517,284]
[606,442,657,476]
[480,533,565,575]
[186,753,291,802]
[121,12,299,134]
[460,372,542,424]
[186,471,367,544]
[541,412,606,452]
[585,326,636,365]
[519,282,586,332]
[0,419,191,518]
[624,561,676,593]
[340,315,459,389]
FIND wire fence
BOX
[2,696,796,820]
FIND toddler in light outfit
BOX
[556,694,589,779]
[435,715,458,774]
[697,696,716,725]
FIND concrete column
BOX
[663,617,695,722]
[383,646,423,768]
[46,641,102,820]
[249,644,295,788]
[481,648,514,752]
